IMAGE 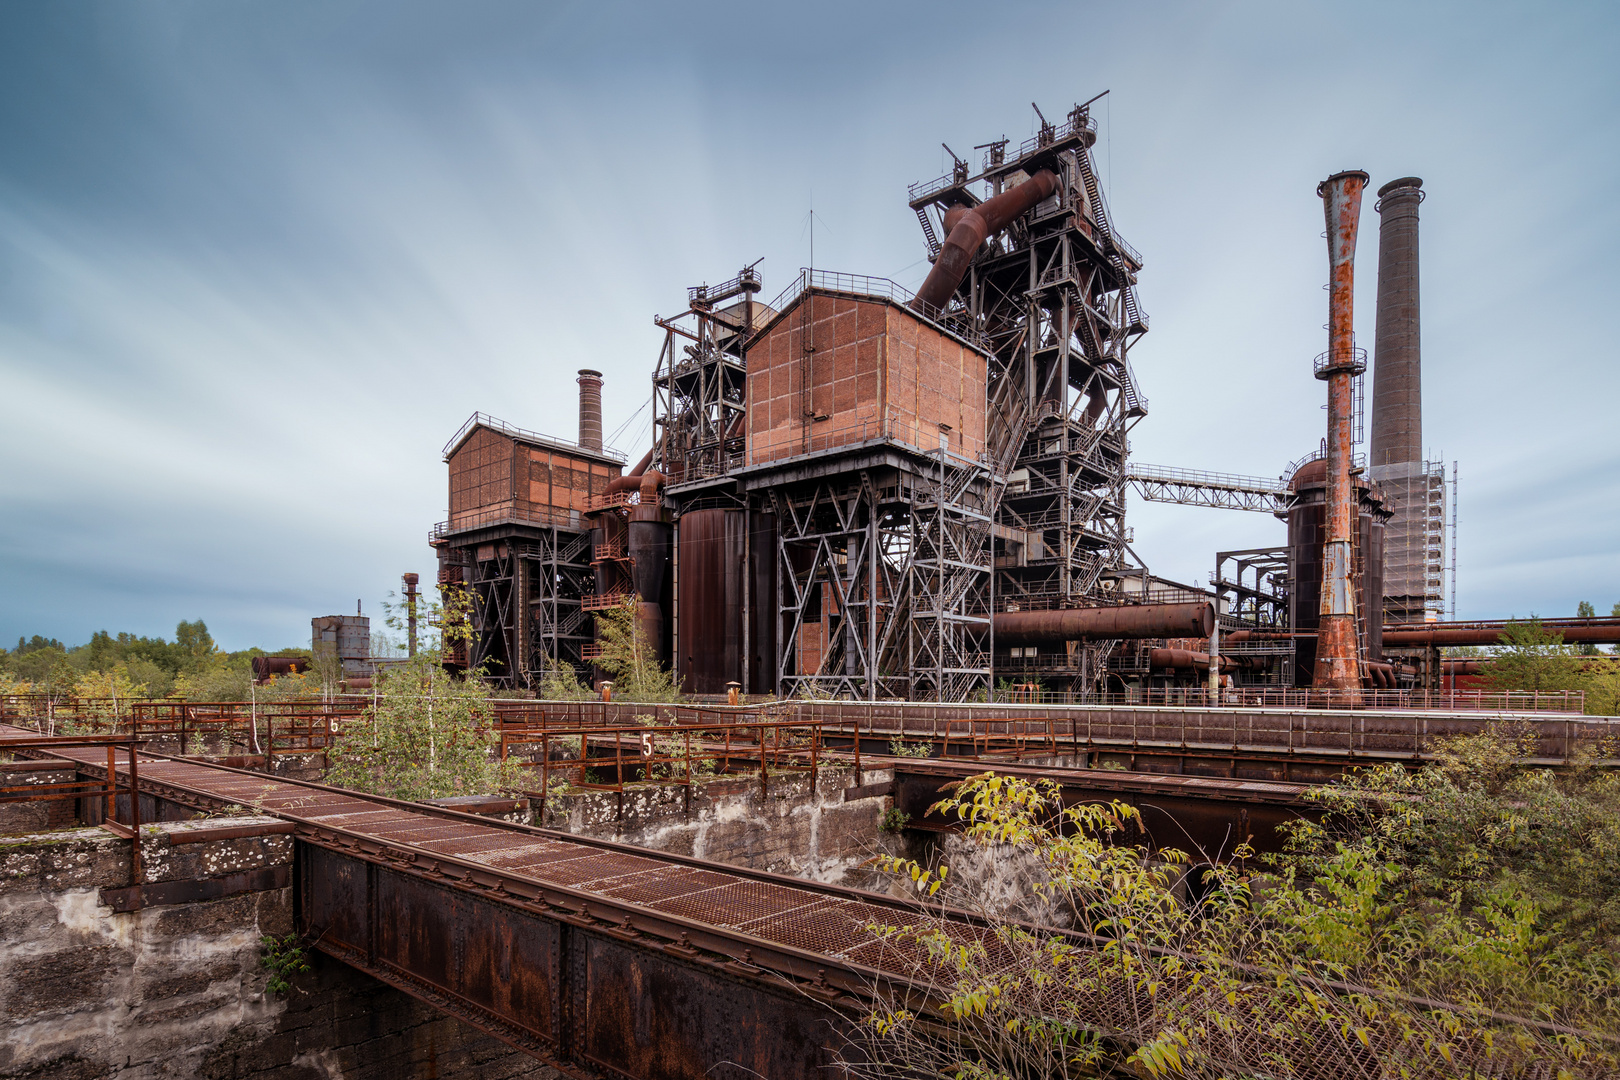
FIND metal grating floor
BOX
[14,738,986,977]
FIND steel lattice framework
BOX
[766,441,993,703]
[442,527,595,687]
[908,103,1149,692]
[652,266,764,485]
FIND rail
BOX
[1,700,364,760]
[807,701,1611,763]
[494,714,823,820]
[1,731,147,881]
[441,411,627,463]
[763,268,990,352]
[1127,463,1291,496]
[431,504,589,542]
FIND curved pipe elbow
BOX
[606,447,658,494]
[639,469,665,502]
[912,170,1060,314]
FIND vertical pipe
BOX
[1313,170,1370,699]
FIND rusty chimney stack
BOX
[577,369,603,452]
[402,572,420,657]
[1370,177,1425,621]
[1313,169,1370,700]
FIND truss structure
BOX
[909,103,1149,689]
[438,527,595,688]
[769,449,992,702]
[1127,464,1291,513]
[653,265,764,485]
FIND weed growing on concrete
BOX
[887,738,933,758]
[259,933,309,995]
[877,807,910,833]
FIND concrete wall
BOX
[537,765,894,885]
[0,761,78,834]
[0,818,554,1080]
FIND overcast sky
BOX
[2,1,1616,651]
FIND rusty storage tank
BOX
[676,509,777,695]
[1285,458,1388,685]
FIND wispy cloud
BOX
[1,0,1617,648]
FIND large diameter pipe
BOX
[1384,624,1620,647]
[1313,169,1370,698]
[911,170,1060,315]
[605,447,657,494]
[577,369,604,452]
[994,602,1215,646]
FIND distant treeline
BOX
[1,621,311,700]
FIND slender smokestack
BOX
[402,572,419,657]
[1370,177,1426,623]
[1313,169,1370,699]
[1371,178,1422,467]
[577,369,603,452]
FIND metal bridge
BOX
[1126,463,1292,513]
[4,727,949,1080]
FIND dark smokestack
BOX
[402,572,419,657]
[1371,177,1423,468]
[1370,177,1426,624]
[577,369,603,451]
[1313,169,1370,700]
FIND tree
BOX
[846,732,1619,1080]
[1484,618,1586,695]
[173,619,218,672]
[324,650,516,800]
[1577,602,1602,655]
[590,598,680,702]
[73,665,149,721]
[536,656,594,701]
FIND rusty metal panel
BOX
[451,887,560,1042]
[581,934,844,1080]
[376,869,457,989]
[304,843,370,955]
[676,508,745,695]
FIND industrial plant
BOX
[424,102,1608,703]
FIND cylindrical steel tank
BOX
[628,516,671,665]
[1287,458,1388,685]
[676,509,745,695]
[674,509,779,695]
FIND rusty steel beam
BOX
[888,758,1312,858]
[1313,170,1370,699]
[993,601,1214,645]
